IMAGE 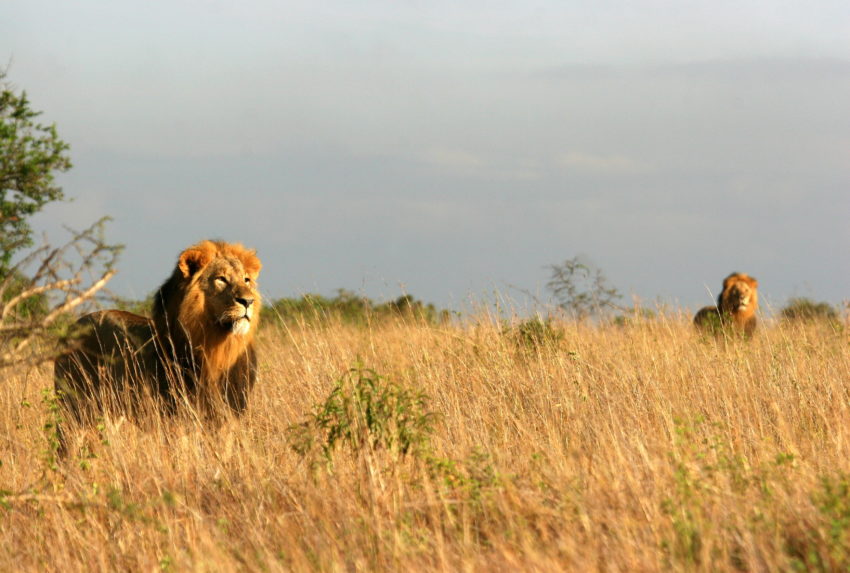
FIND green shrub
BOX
[506,317,564,349]
[781,298,838,323]
[612,307,657,327]
[812,473,850,568]
[784,472,850,571]
[287,366,437,462]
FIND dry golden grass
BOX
[2,310,849,571]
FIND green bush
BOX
[612,307,657,327]
[784,472,850,571]
[287,366,437,462]
[506,317,564,349]
[781,298,838,323]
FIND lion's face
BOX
[177,241,263,338]
[198,256,261,336]
[725,281,754,311]
[721,273,758,315]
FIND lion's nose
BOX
[236,297,254,309]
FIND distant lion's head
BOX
[720,273,758,319]
[694,272,759,336]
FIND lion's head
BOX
[174,240,262,337]
[719,272,758,320]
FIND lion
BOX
[54,240,262,434]
[693,272,759,336]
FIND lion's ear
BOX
[240,251,262,278]
[178,247,213,278]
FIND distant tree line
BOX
[263,290,451,327]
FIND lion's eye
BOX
[244,277,251,284]
[215,276,228,286]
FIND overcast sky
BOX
[3,1,849,313]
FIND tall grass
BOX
[1,309,848,571]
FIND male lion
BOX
[54,240,262,433]
[693,272,759,336]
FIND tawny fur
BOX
[55,240,262,425]
[694,272,759,336]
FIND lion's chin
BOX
[229,318,251,336]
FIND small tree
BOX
[1,71,72,275]
[547,256,622,319]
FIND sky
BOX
[2,1,849,314]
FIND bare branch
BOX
[42,269,115,325]
[1,278,79,321]
[0,218,122,368]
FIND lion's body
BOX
[694,272,759,336]
[54,241,262,424]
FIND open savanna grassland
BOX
[1,310,849,572]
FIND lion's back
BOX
[54,310,158,420]
[693,306,721,328]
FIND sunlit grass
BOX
[1,310,848,571]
